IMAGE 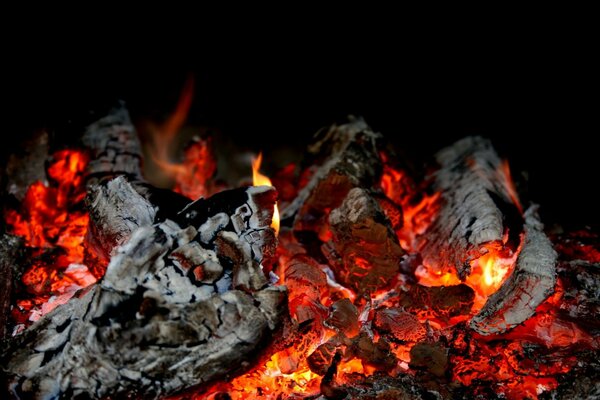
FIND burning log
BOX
[418,136,522,280]
[324,187,405,295]
[470,207,557,335]
[1,185,286,398]
[281,118,383,233]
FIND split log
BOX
[81,102,143,187]
[2,186,286,399]
[470,206,557,335]
[418,136,522,279]
[323,188,405,295]
[281,118,383,233]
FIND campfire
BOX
[1,99,599,400]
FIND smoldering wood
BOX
[418,136,522,280]
[398,284,475,322]
[0,234,22,338]
[2,186,286,399]
[470,206,557,335]
[324,188,405,295]
[81,102,144,186]
[280,118,384,232]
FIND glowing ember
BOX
[5,150,97,325]
[252,152,280,235]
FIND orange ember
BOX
[252,152,280,235]
[5,150,97,325]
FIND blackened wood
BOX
[0,234,21,338]
[324,188,404,295]
[281,118,383,232]
[470,206,557,335]
[418,136,522,280]
[2,186,284,399]
[81,102,143,186]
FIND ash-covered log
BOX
[2,185,286,399]
[470,206,557,335]
[418,136,522,280]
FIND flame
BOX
[252,152,280,235]
[5,150,98,325]
[144,74,201,188]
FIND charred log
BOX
[418,136,522,279]
[81,102,143,187]
[324,188,404,295]
[470,207,557,335]
[281,118,383,233]
[2,186,285,398]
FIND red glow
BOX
[5,150,97,325]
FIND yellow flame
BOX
[252,153,280,235]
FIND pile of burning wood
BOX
[1,104,598,399]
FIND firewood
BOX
[281,118,383,233]
[418,136,522,280]
[324,188,405,295]
[470,206,557,335]
[1,186,285,399]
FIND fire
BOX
[252,152,280,235]
[5,150,97,325]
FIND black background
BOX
[4,44,598,229]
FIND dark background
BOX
[4,49,598,229]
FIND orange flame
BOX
[252,153,280,235]
[145,75,195,179]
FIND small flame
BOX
[252,152,280,235]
